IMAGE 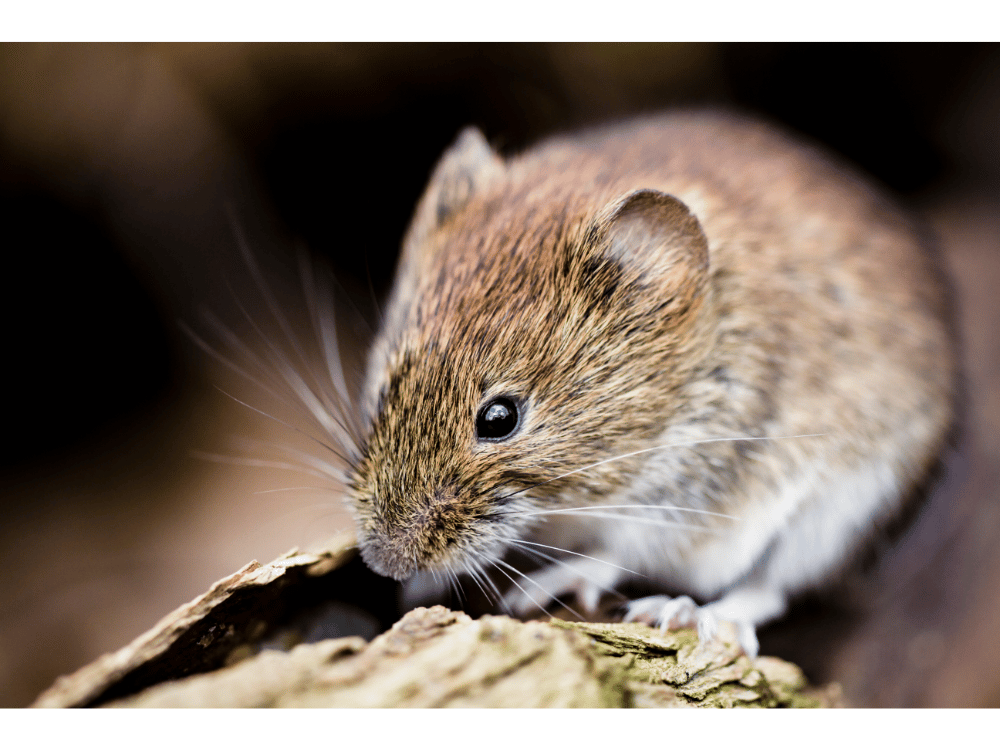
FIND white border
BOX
[2,2,995,42]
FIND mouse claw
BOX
[577,580,603,614]
[695,608,719,643]
[734,620,759,659]
[624,594,699,630]
[623,595,758,658]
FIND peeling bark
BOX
[32,535,841,708]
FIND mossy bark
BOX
[32,535,841,708]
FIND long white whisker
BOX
[237,435,350,485]
[189,451,333,481]
[501,541,629,605]
[363,252,384,329]
[323,259,378,338]
[496,433,827,503]
[213,386,354,467]
[254,504,350,538]
[451,569,467,605]
[225,292,360,456]
[492,558,583,620]
[442,569,456,603]
[297,250,361,437]
[487,558,558,619]
[461,562,494,603]
[182,315,311,418]
[252,487,338,495]
[516,511,729,533]
[272,359,359,455]
[197,311,356,461]
[498,537,644,578]
[226,209,315,379]
[473,558,504,602]
[220,211,362,455]
[515,504,738,521]
[443,569,454,602]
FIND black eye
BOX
[476,397,520,441]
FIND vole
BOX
[231,111,957,658]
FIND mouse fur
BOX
[342,111,956,655]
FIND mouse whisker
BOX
[296,249,364,438]
[441,567,453,601]
[487,558,560,619]
[191,214,362,460]
[211,386,355,468]
[472,558,505,602]
[515,504,739,521]
[498,537,644,578]
[240,497,347,526]
[363,251,385,330]
[224,290,359,456]
[490,557,584,620]
[499,540,630,606]
[268,358,359,457]
[183,313,324,426]
[197,311,356,459]
[319,253,380,339]
[459,561,495,604]
[479,559,520,616]
[221,287,360,456]
[524,511,729,533]
[212,280,356,455]
[251,487,339,495]
[189,451,336,481]
[495,433,828,505]
[238,438,350,486]
[444,568,465,606]
[226,211,327,395]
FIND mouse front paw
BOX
[623,594,759,658]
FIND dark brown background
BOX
[1,43,997,707]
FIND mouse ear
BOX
[426,126,505,226]
[592,189,709,292]
[403,127,505,257]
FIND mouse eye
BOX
[476,397,520,441]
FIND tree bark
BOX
[32,534,841,708]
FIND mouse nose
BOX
[359,487,462,580]
[358,533,418,580]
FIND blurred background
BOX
[0,43,997,707]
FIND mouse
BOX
[224,111,958,658]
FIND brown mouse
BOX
[233,111,958,657]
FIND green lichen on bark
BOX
[553,619,837,708]
[103,607,839,708]
[108,607,634,707]
[33,535,839,708]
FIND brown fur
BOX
[347,112,956,611]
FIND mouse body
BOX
[339,112,956,656]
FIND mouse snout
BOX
[359,486,465,581]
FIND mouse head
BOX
[348,127,714,581]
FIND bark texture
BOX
[32,535,841,708]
